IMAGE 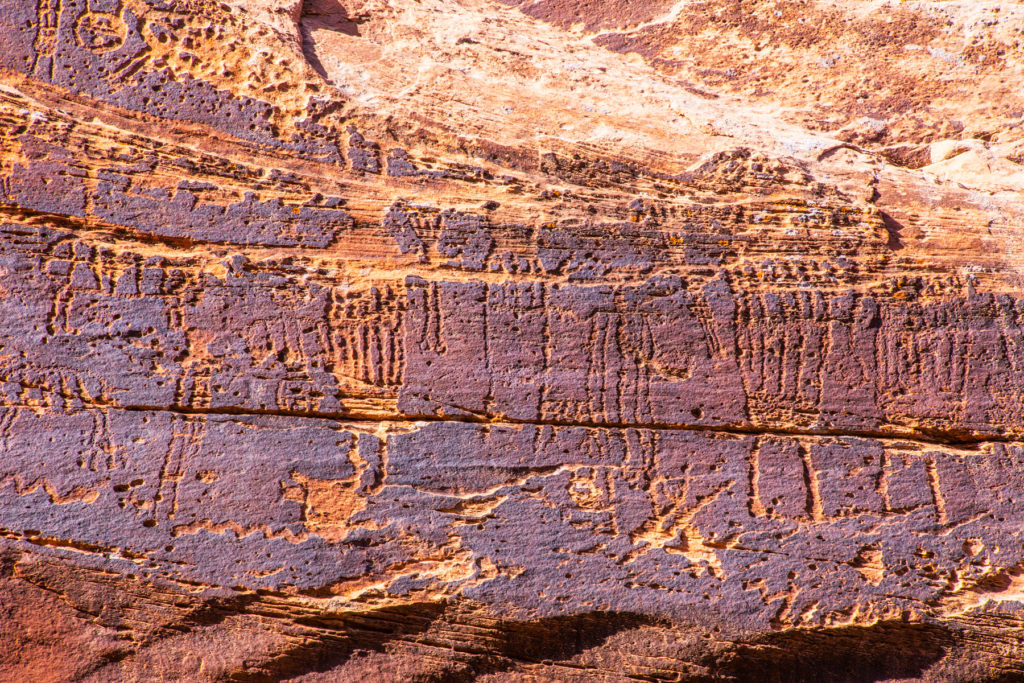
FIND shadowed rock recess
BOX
[2,0,1024,680]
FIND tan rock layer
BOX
[1,0,1024,680]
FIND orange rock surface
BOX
[2,0,1024,680]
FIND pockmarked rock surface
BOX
[2,0,1024,680]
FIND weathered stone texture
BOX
[2,0,1024,680]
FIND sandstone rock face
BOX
[2,1,1024,680]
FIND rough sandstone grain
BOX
[2,0,1024,680]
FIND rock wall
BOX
[2,0,1024,680]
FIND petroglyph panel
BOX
[4,0,1024,677]
[3,405,1022,630]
